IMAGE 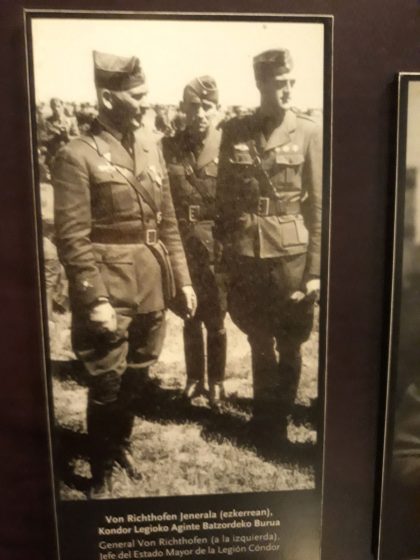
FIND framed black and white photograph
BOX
[377,73,420,560]
[24,10,332,560]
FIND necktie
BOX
[122,129,134,157]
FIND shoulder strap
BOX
[248,139,277,199]
[114,165,159,216]
[80,134,160,216]
[184,166,214,202]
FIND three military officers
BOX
[51,47,322,496]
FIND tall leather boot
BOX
[207,329,227,409]
[87,399,117,499]
[248,334,288,445]
[249,332,278,409]
[183,317,205,400]
[112,403,142,481]
[119,367,149,413]
[276,340,302,416]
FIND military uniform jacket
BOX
[215,109,322,278]
[52,119,191,314]
[163,124,221,262]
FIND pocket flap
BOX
[93,169,127,185]
[94,244,135,264]
[275,153,304,166]
[279,217,309,246]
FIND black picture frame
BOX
[376,73,420,560]
[24,10,332,560]
[2,2,420,560]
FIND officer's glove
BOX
[290,278,320,303]
[181,285,197,319]
[289,290,306,302]
[305,278,321,303]
[89,300,117,333]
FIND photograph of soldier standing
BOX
[215,49,322,444]
[52,51,196,498]
[163,77,227,409]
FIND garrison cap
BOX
[183,75,219,104]
[253,49,294,81]
[93,50,147,92]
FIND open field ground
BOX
[48,308,320,500]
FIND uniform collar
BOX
[195,122,222,169]
[181,117,222,169]
[92,118,153,176]
[96,114,124,141]
[255,108,297,152]
[133,125,154,177]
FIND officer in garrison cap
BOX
[163,77,227,409]
[52,51,196,498]
[215,49,322,442]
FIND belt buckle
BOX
[189,205,200,222]
[146,229,157,245]
[257,197,270,217]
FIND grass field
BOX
[48,307,319,500]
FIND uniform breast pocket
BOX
[279,216,309,247]
[92,172,134,218]
[95,245,138,307]
[274,153,304,185]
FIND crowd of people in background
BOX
[36,97,256,161]
[36,96,321,174]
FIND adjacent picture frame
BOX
[25,10,332,560]
[377,73,420,560]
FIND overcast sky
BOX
[31,17,326,108]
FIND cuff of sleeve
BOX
[71,273,109,307]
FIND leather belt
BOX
[91,227,158,245]
[180,204,215,223]
[255,197,301,217]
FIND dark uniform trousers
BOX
[216,109,322,424]
[164,125,227,390]
[228,254,313,416]
[53,119,190,482]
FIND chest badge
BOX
[231,143,253,165]
[148,165,162,186]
